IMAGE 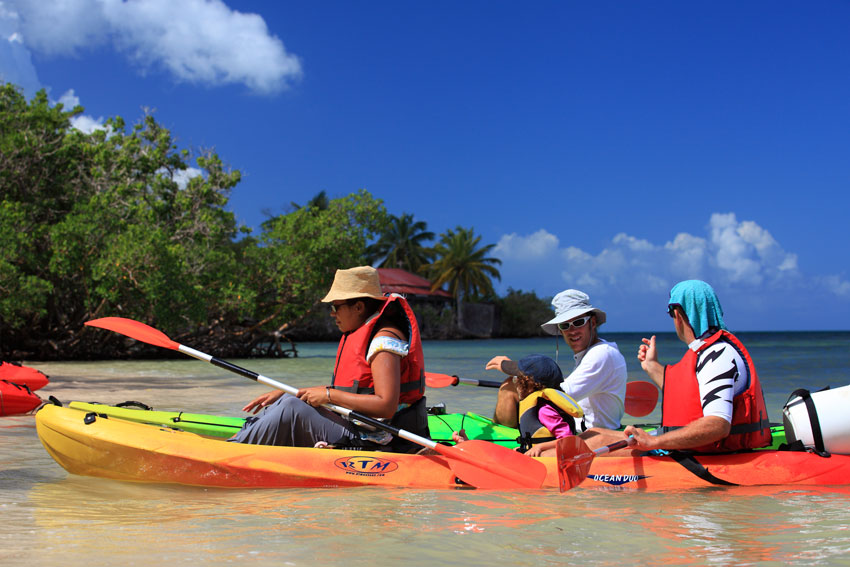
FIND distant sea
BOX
[3,331,850,566]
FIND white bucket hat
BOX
[321,266,386,302]
[540,289,607,335]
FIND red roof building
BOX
[377,268,452,300]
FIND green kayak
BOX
[68,401,521,447]
[67,400,786,449]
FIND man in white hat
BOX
[487,289,627,432]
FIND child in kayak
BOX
[455,354,583,457]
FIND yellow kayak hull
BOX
[36,404,850,491]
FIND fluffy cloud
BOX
[495,212,841,299]
[0,2,39,93]
[1,0,301,94]
[495,229,559,260]
[57,89,108,133]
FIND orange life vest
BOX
[662,330,772,453]
[331,295,425,406]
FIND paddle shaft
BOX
[84,316,549,489]
[456,377,502,388]
[427,371,658,418]
[178,345,442,451]
[188,346,548,488]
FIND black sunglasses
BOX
[557,315,592,331]
[667,304,681,318]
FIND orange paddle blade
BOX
[85,317,181,351]
[625,381,659,417]
[424,371,459,388]
[556,436,595,492]
[436,440,548,490]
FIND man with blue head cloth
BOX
[623,280,772,453]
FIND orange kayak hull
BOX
[0,362,49,391]
[0,380,42,416]
[36,404,850,490]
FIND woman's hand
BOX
[242,390,284,414]
[296,386,331,408]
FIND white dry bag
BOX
[782,384,850,456]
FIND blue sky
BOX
[2,1,849,332]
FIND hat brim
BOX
[541,308,606,335]
[321,290,386,303]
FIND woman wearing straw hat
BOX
[230,266,428,452]
[487,289,627,433]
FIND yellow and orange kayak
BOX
[36,404,850,491]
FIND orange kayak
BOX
[0,380,42,416]
[36,404,850,490]
[0,361,49,391]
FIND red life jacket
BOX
[331,295,425,406]
[662,330,772,453]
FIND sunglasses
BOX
[330,300,355,314]
[667,304,681,318]
[557,315,592,331]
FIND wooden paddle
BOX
[425,371,659,417]
[85,317,548,490]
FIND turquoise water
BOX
[2,333,850,566]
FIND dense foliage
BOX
[0,85,387,358]
[1,83,551,359]
[495,288,556,337]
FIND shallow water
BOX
[3,334,850,566]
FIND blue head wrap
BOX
[668,280,726,338]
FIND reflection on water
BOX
[17,479,850,566]
[3,336,850,566]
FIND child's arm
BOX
[524,439,558,457]
[538,404,575,437]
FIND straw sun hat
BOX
[321,266,386,303]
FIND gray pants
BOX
[229,395,359,447]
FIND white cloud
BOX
[494,212,848,301]
[57,89,108,133]
[0,2,40,94]
[1,0,301,94]
[170,167,203,190]
[495,229,559,260]
[821,275,850,297]
[708,212,799,285]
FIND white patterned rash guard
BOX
[691,337,750,423]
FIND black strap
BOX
[785,388,830,457]
[669,452,738,486]
[116,400,153,410]
[729,417,772,435]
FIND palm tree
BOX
[290,190,330,212]
[365,213,435,273]
[261,190,330,230]
[426,226,502,301]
